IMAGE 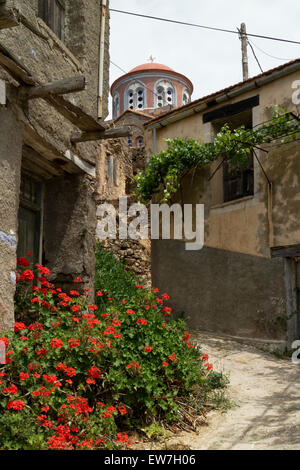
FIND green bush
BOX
[0,253,218,450]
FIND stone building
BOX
[96,63,194,286]
[0,0,129,332]
[144,59,300,348]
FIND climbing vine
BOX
[135,109,300,203]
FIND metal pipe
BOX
[153,127,157,154]
[98,0,107,119]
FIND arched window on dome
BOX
[154,80,175,108]
[113,92,120,119]
[166,88,174,105]
[128,89,134,110]
[126,82,146,111]
[182,88,190,106]
[136,87,145,110]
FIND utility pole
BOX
[240,22,249,81]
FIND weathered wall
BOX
[43,174,96,297]
[0,0,109,165]
[152,240,287,340]
[0,0,111,331]
[96,110,152,286]
[0,105,24,331]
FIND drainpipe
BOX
[268,182,274,248]
[98,0,107,119]
[153,128,157,154]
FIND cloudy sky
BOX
[108,0,300,118]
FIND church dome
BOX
[111,61,193,119]
[129,63,175,73]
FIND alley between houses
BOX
[143,334,300,451]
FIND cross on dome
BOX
[147,55,156,63]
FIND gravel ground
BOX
[141,333,300,450]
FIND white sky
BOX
[108,0,300,118]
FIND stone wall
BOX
[0,0,110,166]
[0,106,24,331]
[0,1,110,330]
[43,174,97,297]
[96,133,152,287]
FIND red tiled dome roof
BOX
[129,63,175,73]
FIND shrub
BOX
[0,253,219,450]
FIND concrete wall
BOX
[152,240,286,340]
[147,68,300,341]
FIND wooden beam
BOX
[70,127,132,143]
[46,94,106,132]
[271,243,300,258]
[0,41,105,132]
[22,145,65,178]
[18,76,86,101]
[0,3,19,29]
[0,43,35,85]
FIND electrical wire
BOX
[247,40,264,73]
[247,39,294,61]
[110,8,300,46]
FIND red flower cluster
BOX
[50,338,64,349]
[3,384,18,395]
[7,400,26,411]
[126,362,140,369]
[19,270,34,283]
[68,338,80,349]
[117,432,131,446]
[19,372,29,381]
[14,322,27,333]
[17,257,30,267]
[88,366,101,379]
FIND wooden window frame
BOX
[18,173,44,265]
[38,0,65,42]
[223,153,254,203]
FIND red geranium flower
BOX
[36,264,50,277]
[7,400,26,411]
[19,372,29,381]
[126,309,135,315]
[14,322,27,332]
[86,378,95,385]
[70,290,80,296]
[88,366,101,379]
[3,384,18,395]
[19,270,34,282]
[68,338,80,349]
[71,304,80,313]
[17,257,29,267]
[50,338,64,349]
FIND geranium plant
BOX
[0,254,220,450]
